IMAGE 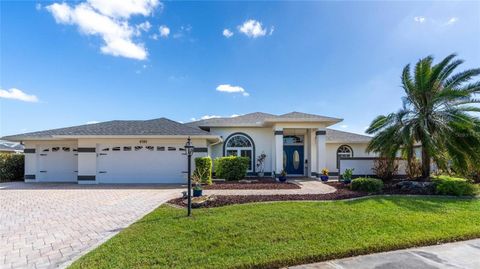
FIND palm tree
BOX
[366,54,480,179]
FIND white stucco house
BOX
[2,112,377,184]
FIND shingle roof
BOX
[188,111,342,127]
[275,112,342,122]
[326,129,371,143]
[2,118,210,140]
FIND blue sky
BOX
[1,0,479,136]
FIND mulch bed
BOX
[168,188,367,208]
[204,178,300,190]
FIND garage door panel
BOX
[37,146,77,182]
[97,144,187,184]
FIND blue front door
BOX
[283,145,304,175]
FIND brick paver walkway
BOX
[204,179,336,196]
[0,182,182,269]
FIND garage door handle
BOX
[40,154,47,156]
[74,171,78,173]
[98,171,107,173]
[99,153,107,156]
[40,171,47,173]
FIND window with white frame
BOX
[225,134,254,171]
[337,145,353,168]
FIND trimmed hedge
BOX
[194,157,212,185]
[351,177,384,193]
[433,176,478,196]
[0,153,24,182]
[214,156,249,181]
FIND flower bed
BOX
[168,188,366,208]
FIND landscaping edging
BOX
[168,188,367,208]
[204,178,301,190]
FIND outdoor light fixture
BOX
[184,137,194,216]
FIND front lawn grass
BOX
[70,196,480,269]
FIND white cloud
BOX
[86,121,100,124]
[135,21,151,35]
[173,25,191,39]
[269,26,274,35]
[159,25,170,37]
[222,28,233,38]
[446,17,458,25]
[86,0,159,19]
[340,125,348,129]
[238,19,267,38]
[0,88,39,102]
[414,16,426,23]
[46,1,161,60]
[191,114,241,121]
[35,3,42,11]
[216,84,249,97]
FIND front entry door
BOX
[283,145,304,175]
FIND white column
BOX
[309,129,317,177]
[316,129,326,177]
[77,140,97,184]
[274,128,284,174]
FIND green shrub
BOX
[214,156,249,181]
[433,176,478,196]
[351,177,384,193]
[194,157,212,185]
[0,153,25,182]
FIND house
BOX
[2,112,375,184]
[0,140,24,154]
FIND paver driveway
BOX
[0,182,182,269]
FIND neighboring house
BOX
[0,140,24,154]
[2,112,376,184]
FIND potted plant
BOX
[278,169,287,182]
[342,168,354,184]
[320,168,329,182]
[256,152,267,177]
[192,174,203,197]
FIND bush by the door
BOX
[351,177,384,193]
[214,156,249,181]
[194,157,212,185]
[0,153,24,182]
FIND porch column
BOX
[316,129,326,177]
[274,128,284,174]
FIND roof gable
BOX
[188,111,342,127]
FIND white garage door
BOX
[96,144,188,183]
[38,146,78,182]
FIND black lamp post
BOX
[184,137,195,216]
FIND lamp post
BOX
[184,137,194,217]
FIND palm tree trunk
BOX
[421,146,430,179]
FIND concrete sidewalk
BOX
[290,239,480,269]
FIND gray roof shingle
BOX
[326,129,371,143]
[187,111,342,128]
[2,118,210,140]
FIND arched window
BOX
[224,133,254,171]
[337,145,353,169]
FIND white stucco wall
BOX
[326,143,377,174]
[339,159,408,176]
[209,127,274,173]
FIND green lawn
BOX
[70,196,480,269]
